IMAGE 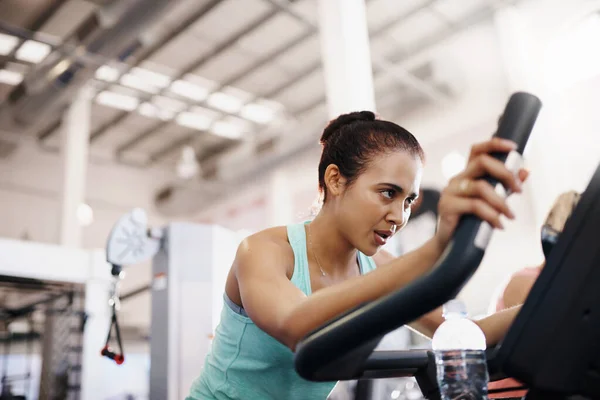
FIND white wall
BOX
[0,137,174,248]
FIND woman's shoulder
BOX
[245,225,291,247]
[237,226,295,264]
[234,225,296,279]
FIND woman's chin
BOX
[359,242,379,257]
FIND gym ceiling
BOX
[0,0,515,202]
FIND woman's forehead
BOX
[361,152,423,186]
[366,151,422,174]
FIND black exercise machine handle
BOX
[294,92,542,382]
[101,346,124,365]
[101,264,126,365]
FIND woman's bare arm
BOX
[374,250,521,345]
[236,234,444,351]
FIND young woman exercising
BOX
[187,111,527,400]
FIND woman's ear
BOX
[324,164,347,198]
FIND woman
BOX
[187,111,527,400]
[488,190,581,399]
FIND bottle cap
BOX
[443,299,468,319]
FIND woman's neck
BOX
[308,211,358,276]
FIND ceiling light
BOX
[207,92,244,113]
[95,65,120,82]
[15,40,51,63]
[96,91,139,111]
[212,121,243,139]
[152,95,187,113]
[240,103,277,124]
[169,79,210,102]
[189,105,220,120]
[441,151,466,180]
[0,69,23,85]
[176,112,212,131]
[0,33,19,55]
[121,73,161,94]
[130,67,172,88]
[212,117,250,139]
[138,102,175,120]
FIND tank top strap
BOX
[286,222,313,296]
[358,251,377,274]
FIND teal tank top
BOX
[186,222,377,400]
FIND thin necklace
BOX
[307,224,328,277]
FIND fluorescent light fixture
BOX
[138,102,175,120]
[189,105,220,120]
[207,91,244,113]
[0,69,23,85]
[15,40,51,63]
[95,65,120,82]
[176,112,212,131]
[240,102,278,124]
[0,33,19,55]
[212,121,243,139]
[130,67,171,88]
[121,73,161,94]
[212,117,250,139]
[170,79,210,102]
[441,151,466,180]
[96,91,139,111]
[152,95,187,113]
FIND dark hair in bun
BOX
[318,111,424,202]
[320,111,376,144]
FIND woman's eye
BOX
[381,190,394,199]
[406,197,416,206]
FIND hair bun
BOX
[320,111,376,144]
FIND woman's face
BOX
[330,151,423,256]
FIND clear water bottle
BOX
[431,299,489,400]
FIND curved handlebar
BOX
[294,92,542,382]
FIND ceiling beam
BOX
[266,0,450,104]
[148,0,445,165]
[0,0,68,71]
[116,0,304,159]
[144,0,438,165]
[143,44,321,163]
[86,0,225,143]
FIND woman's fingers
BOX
[439,193,505,229]
[517,168,529,183]
[460,154,523,194]
[448,178,515,220]
[468,137,517,162]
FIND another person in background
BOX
[488,190,581,399]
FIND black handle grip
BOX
[101,346,125,365]
[294,92,542,382]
